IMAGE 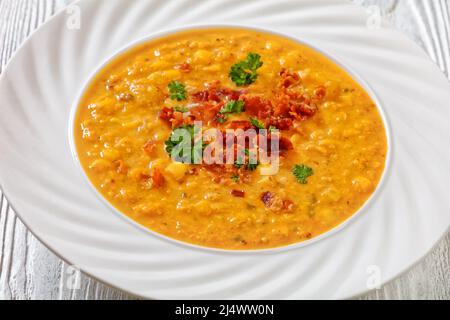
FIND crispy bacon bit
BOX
[260,134,294,156]
[159,107,193,128]
[192,90,211,102]
[261,192,283,211]
[265,117,293,130]
[261,191,294,212]
[219,88,246,101]
[268,135,294,154]
[274,68,319,120]
[279,69,301,88]
[175,62,191,73]
[192,87,246,103]
[282,199,295,212]
[231,190,245,198]
[261,192,273,206]
[314,86,326,100]
[242,95,272,118]
[188,167,199,175]
[190,102,223,123]
[139,172,151,181]
[296,103,317,117]
[151,168,165,188]
[279,136,294,152]
[159,107,175,123]
[113,160,128,174]
[203,164,234,184]
[143,140,156,155]
[171,111,187,128]
[274,93,290,117]
[229,120,253,131]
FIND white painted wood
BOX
[0,0,448,300]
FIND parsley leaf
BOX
[229,53,263,86]
[220,100,245,114]
[168,81,187,101]
[235,157,244,169]
[250,117,265,130]
[174,106,189,113]
[217,100,245,124]
[235,149,259,171]
[216,116,228,124]
[293,165,314,184]
[231,175,240,183]
[165,125,204,164]
[269,125,278,133]
[247,162,259,171]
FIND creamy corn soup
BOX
[74,28,387,250]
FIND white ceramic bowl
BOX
[69,24,393,254]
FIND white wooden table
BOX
[0,0,449,300]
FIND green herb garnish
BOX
[174,106,189,113]
[217,100,245,124]
[231,175,240,183]
[269,125,278,133]
[250,117,265,130]
[293,165,314,184]
[220,100,245,114]
[247,162,259,171]
[168,81,187,101]
[235,157,244,169]
[229,53,263,86]
[165,125,204,164]
[235,149,259,171]
[217,116,228,124]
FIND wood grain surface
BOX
[0,0,449,300]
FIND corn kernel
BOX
[89,159,110,172]
[165,162,188,181]
[100,148,120,161]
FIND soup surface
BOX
[74,28,387,250]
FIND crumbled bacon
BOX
[192,90,211,102]
[238,70,317,122]
[241,95,272,118]
[188,167,199,175]
[261,192,283,211]
[265,117,293,130]
[279,69,301,88]
[175,62,191,73]
[261,191,294,212]
[314,86,326,100]
[192,86,246,103]
[190,102,223,124]
[231,190,245,198]
[293,102,317,118]
[273,69,319,119]
[202,164,237,184]
[151,168,165,188]
[282,199,295,212]
[159,107,193,128]
[279,136,294,151]
[229,120,253,131]
[261,192,274,206]
[258,133,294,156]
[155,68,323,180]
[143,140,156,155]
[159,107,175,123]
[171,111,188,128]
